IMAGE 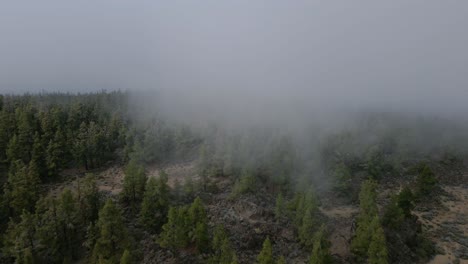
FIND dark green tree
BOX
[367,216,388,264]
[416,165,437,196]
[92,199,129,264]
[120,249,132,264]
[211,225,237,264]
[257,237,274,264]
[309,225,332,264]
[274,193,284,221]
[77,173,102,225]
[140,170,170,232]
[3,160,41,216]
[159,206,190,250]
[351,180,379,262]
[121,159,147,205]
[3,210,37,262]
[333,163,352,194]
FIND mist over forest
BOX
[1,1,468,264]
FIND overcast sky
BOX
[1,1,468,114]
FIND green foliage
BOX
[309,225,332,264]
[364,147,385,179]
[3,160,41,216]
[23,247,34,264]
[140,170,170,232]
[367,217,388,264]
[183,176,195,199]
[291,187,320,246]
[34,190,81,262]
[210,225,237,264]
[3,210,37,262]
[382,195,405,229]
[299,207,318,248]
[257,237,274,264]
[274,193,284,221]
[121,159,147,205]
[120,249,132,264]
[159,197,209,253]
[230,168,256,198]
[383,186,414,229]
[45,129,68,178]
[333,163,352,194]
[92,199,129,264]
[277,256,286,264]
[416,165,437,196]
[77,173,102,225]
[159,206,190,250]
[351,180,381,262]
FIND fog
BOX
[1,1,468,122]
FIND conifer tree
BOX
[77,173,101,225]
[277,256,286,264]
[23,247,34,264]
[210,225,237,263]
[416,165,437,196]
[299,207,317,248]
[120,249,132,264]
[351,180,380,262]
[3,210,37,262]
[140,171,170,232]
[45,129,67,178]
[3,160,41,216]
[333,163,352,194]
[159,206,190,250]
[121,159,147,205]
[367,216,388,264]
[6,134,22,163]
[309,225,332,264]
[275,193,284,221]
[257,237,274,264]
[92,199,129,263]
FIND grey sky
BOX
[1,1,468,114]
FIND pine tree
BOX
[3,210,37,262]
[121,159,147,205]
[6,134,22,162]
[277,256,286,264]
[77,173,101,225]
[57,189,80,259]
[194,221,210,253]
[92,199,129,263]
[367,216,388,264]
[382,195,405,229]
[188,197,210,252]
[16,106,37,163]
[4,160,41,216]
[23,247,35,264]
[397,186,414,217]
[257,237,274,264]
[31,132,47,179]
[299,207,317,248]
[309,225,332,264]
[333,163,352,194]
[210,225,237,263]
[140,171,170,232]
[45,128,67,178]
[275,193,284,221]
[159,206,190,250]
[120,249,132,264]
[351,180,379,261]
[416,165,437,196]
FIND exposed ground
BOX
[49,161,468,264]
